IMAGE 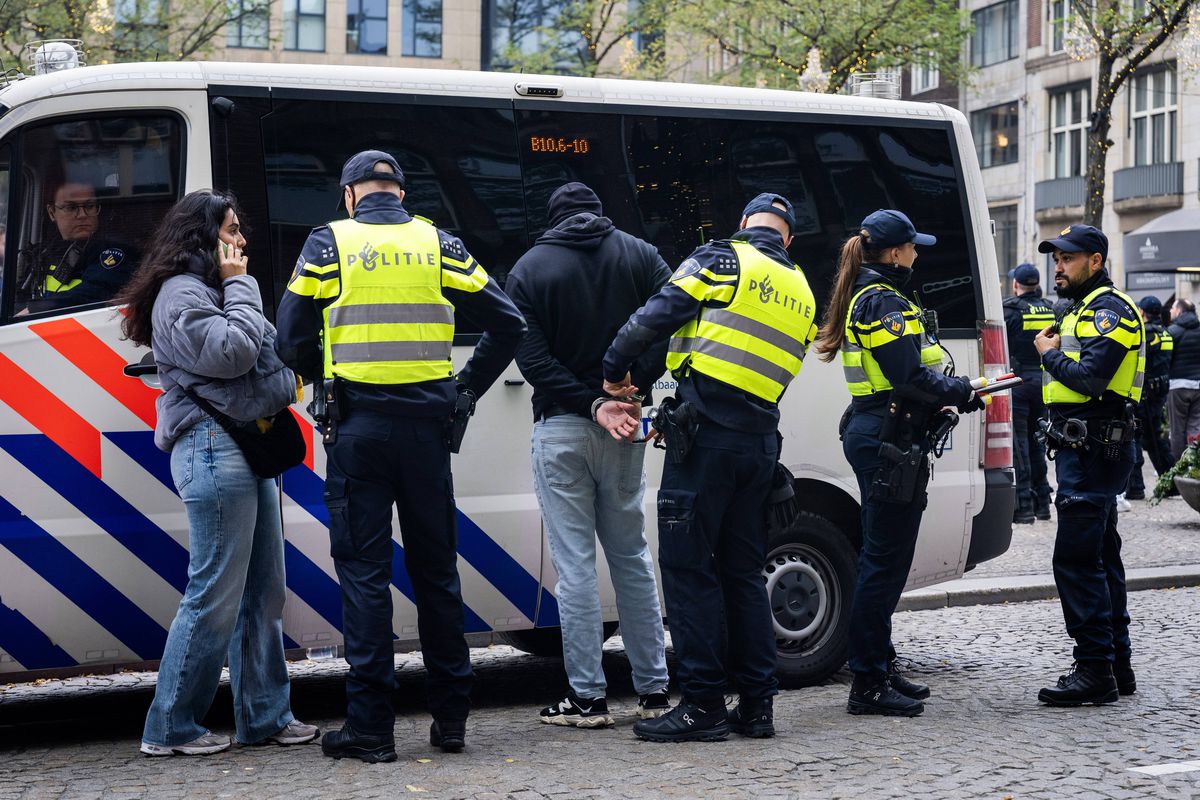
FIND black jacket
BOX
[506,203,671,421]
[1169,311,1200,381]
[1002,289,1053,375]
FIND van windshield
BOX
[5,113,182,320]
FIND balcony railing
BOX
[1113,162,1183,201]
[1033,177,1085,211]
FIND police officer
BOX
[275,151,525,762]
[22,182,136,312]
[1033,224,1143,706]
[1126,295,1173,499]
[1003,263,1055,523]
[599,193,818,742]
[813,209,984,717]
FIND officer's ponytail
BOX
[816,231,885,362]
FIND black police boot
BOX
[1037,661,1119,706]
[1034,495,1052,521]
[888,663,931,700]
[727,696,774,738]
[1113,659,1137,696]
[1013,497,1035,525]
[633,698,729,742]
[847,676,924,717]
[430,719,465,752]
[320,724,397,763]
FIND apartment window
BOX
[285,0,325,51]
[403,0,442,57]
[1050,86,1089,178]
[971,103,1019,167]
[911,62,939,94]
[1048,0,1068,52]
[1131,66,1177,166]
[972,0,1018,67]
[992,205,1018,293]
[114,0,168,54]
[227,0,269,49]
[347,0,387,54]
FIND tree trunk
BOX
[1083,54,1116,227]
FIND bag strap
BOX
[182,387,242,433]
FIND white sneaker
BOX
[264,719,320,745]
[1115,493,1132,512]
[141,731,231,756]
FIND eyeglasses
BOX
[52,201,100,217]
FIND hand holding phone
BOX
[216,240,248,280]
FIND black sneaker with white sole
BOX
[633,699,729,742]
[539,692,615,728]
[728,696,774,738]
[637,690,671,719]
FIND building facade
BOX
[958,0,1195,302]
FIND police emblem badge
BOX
[1094,309,1119,334]
[881,311,905,336]
[291,255,306,281]
[100,247,124,269]
[1060,225,1072,236]
[671,258,702,282]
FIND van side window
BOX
[262,99,527,342]
[7,114,182,319]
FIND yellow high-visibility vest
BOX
[665,241,817,403]
[841,284,942,396]
[322,217,456,385]
[1043,285,1144,405]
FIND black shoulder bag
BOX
[184,389,306,479]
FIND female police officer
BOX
[814,209,984,717]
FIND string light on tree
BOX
[797,47,830,92]
[1180,3,1200,85]
[1063,10,1098,61]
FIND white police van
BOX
[0,57,1014,685]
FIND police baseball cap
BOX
[1037,224,1108,262]
[1137,294,1163,314]
[742,193,796,234]
[339,150,405,191]
[860,209,937,248]
[1007,263,1040,286]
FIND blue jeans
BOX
[531,415,668,699]
[142,417,294,746]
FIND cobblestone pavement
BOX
[969,462,1200,579]
[3,587,1199,800]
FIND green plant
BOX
[1151,442,1200,504]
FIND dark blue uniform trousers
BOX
[324,411,473,735]
[842,410,926,681]
[1052,440,1134,663]
[1012,378,1051,512]
[656,422,779,707]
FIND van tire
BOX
[765,511,857,687]
[498,621,619,659]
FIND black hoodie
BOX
[505,185,672,421]
[1168,310,1200,381]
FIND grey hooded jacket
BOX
[151,269,297,451]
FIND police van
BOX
[0,57,1014,686]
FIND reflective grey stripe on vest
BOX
[670,337,795,388]
[842,365,870,384]
[331,340,453,363]
[1060,335,1082,353]
[701,309,810,359]
[328,303,455,328]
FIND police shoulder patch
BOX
[881,311,906,336]
[672,258,702,282]
[99,247,124,269]
[1093,308,1120,334]
[291,255,306,281]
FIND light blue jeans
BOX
[142,417,294,746]
[531,415,669,699]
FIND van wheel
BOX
[499,621,619,659]
[765,511,857,687]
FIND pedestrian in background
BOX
[600,194,818,742]
[1003,263,1054,523]
[506,182,672,728]
[1126,295,1173,499]
[1167,297,1200,460]
[120,190,318,756]
[276,151,525,763]
[814,209,984,718]
[1034,224,1142,706]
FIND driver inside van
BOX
[19,181,137,313]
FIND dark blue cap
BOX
[1008,263,1040,286]
[742,193,796,233]
[339,150,405,190]
[1037,224,1108,262]
[860,209,936,248]
[1137,294,1163,314]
